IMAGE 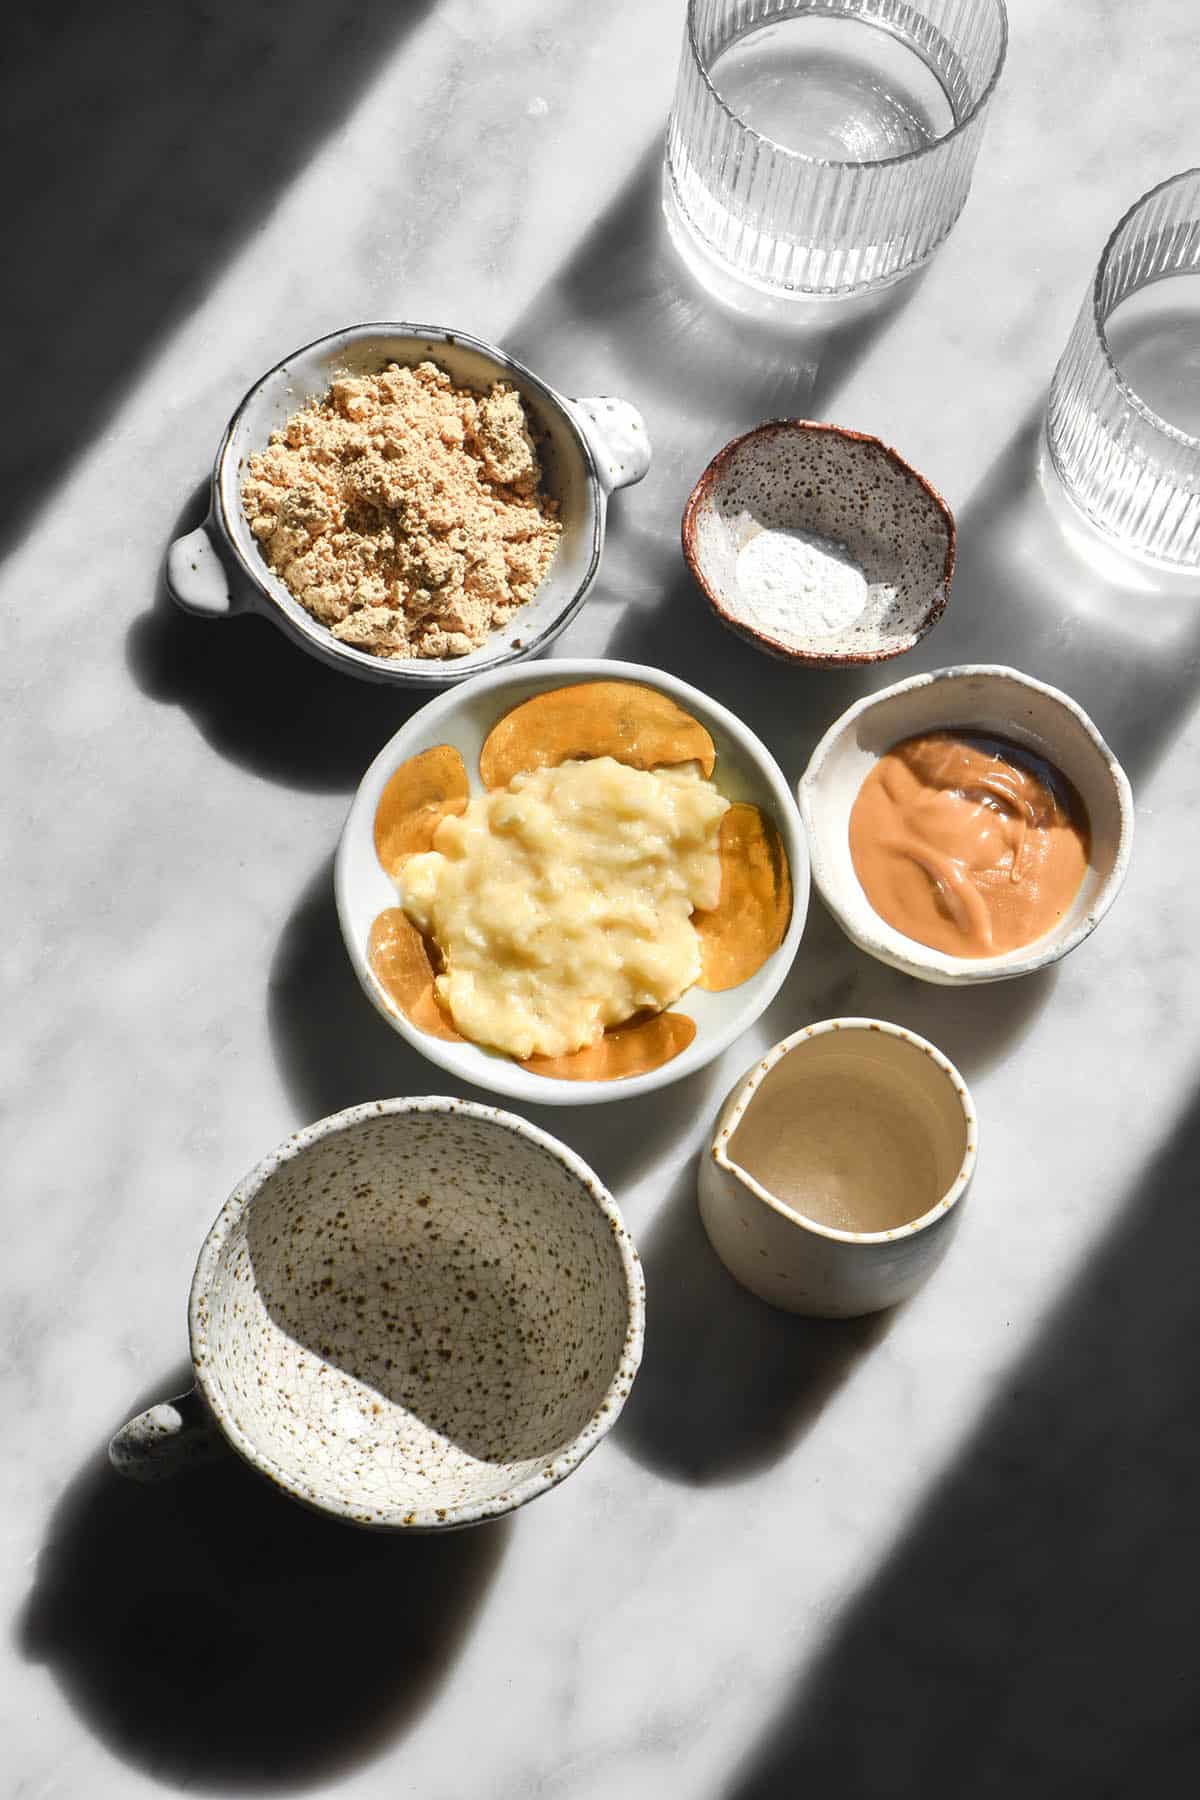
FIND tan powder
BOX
[240,361,561,659]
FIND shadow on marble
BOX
[605,399,1200,823]
[616,1160,891,1486]
[17,1365,508,1794]
[2,0,435,560]
[779,889,1059,1083]
[122,139,923,798]
[126,483,425,792]
[723,1078,1200,1799]
[507,140,927,447]
[609,394,1200,1088]
[898,408,1200,788]
[270,856,432,1116]
[505,143,926,763]
[272,851,860,1483]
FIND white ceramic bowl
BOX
[336,659,809,1104]
[166,322,650,687]
[799,664,1134,985]
[111,1097,645,1530]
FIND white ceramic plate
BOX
[336,659,809,1103]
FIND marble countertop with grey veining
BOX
[6,2,1200,1795]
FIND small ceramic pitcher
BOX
[698,1020,977,1317]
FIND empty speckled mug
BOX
[110,1097,645,1530]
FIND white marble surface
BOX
[5,2,1200,1794]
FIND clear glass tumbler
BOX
[1046,169,1200,568]
[663,0,1008,300]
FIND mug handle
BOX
[109,1387,228,1481]
[566,396,652,494]
[166,509,254,619]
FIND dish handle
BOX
[567,397,652,494]
[109,1387,228,1481]
[166,511,254,619]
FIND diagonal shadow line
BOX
[614,1153,893,1486]
[16,1362,511,1794]
[502,138,933,787]
[266,852,737,1197]
[505,138,928,609]
[0,0,436,561]
[504,141,928,437]
[126,481,432,791]
[723,1078,1200,1800]
[508,141,1200,798]
[123,135,927,795]
[895,409,1200,790]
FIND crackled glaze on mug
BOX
[188,1098,644,1529]
[113,1098,644,1531]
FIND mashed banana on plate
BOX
[398,756,729,1061]
[366,682,793,1081]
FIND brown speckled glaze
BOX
[681,421,956,668]
[188,1097,645,1530]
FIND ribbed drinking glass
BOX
[664,0,1008,300]
[1046,170,1200,568]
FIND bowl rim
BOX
[680,418,957,668]
[211,320,606,687]
[188,1094,646,1531]
[335,656,809,1103]
[712,1017,977,1243]
[798,662,1135,984]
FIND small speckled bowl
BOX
[166,322,650,687]
[109,1097,645,1530]
[682,420,956,667]
[799,664,1134,985]
[336,658,809,1105]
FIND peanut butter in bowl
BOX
[849,730,1091,958]
[798,664,1134,988]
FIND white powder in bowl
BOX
[733,526,868,645]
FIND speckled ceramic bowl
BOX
[165,322,650,687]
[336,658,809,1105]
[682,420,956,667]
[799,664,1134,985]
[109,1098,645,1530]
